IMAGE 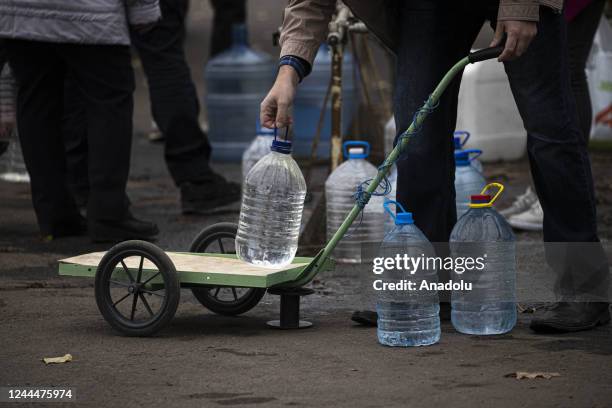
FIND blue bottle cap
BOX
[343,140,370,159]
[395,212,414,225]
[454,151,471,166]
[455,149,482,167]
[271,140,292,154]
[453,136,463,150]
[383,200,414,225]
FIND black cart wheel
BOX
[189,222,265,316]
[94,240,180,336]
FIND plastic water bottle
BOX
[0,132,29,183]
[454,149,486,219]
[235,139,307,268]
[205,24,274,162]
[325,141,385,263]
[450,183,516,335]
[292,44,356,159]
[383,117,398,234]
[377,201,440,347]
[242,126,275,180]
[384,116,396,156]
[383,166,398,235]
[454,131,483,172]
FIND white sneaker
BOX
[499,186,538,218]
[508,200,543,231]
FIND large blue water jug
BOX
[205,24,274,162]
[292,44,356,159]
[450,183,517,335]
[455,149,486,219]
[377,201,440,347]
[454,131,483,172]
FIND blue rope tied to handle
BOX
[352,95,439,209]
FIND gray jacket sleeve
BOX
[125,0,161,25]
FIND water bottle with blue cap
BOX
[242,124,276,180]
[325,141,384,263]
[454,149,486,219]
[454,130,483,172]
[377,200,440,347]
[236,130,306,267]
[450,183,517,335]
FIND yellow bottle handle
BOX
[468,182,504,208]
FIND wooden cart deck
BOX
[59,252,317,288]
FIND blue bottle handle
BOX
[463,148,482,162]
[454,130,470,147]
[383,199,408,221]
[343,141,370,159]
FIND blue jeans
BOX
[393,1,607,299]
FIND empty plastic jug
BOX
[236,139,307,268]
[456,58,526,161]
[450,183,516,335]
[455,149,486,219]
[384,116,396,157]
[205,24,274,162]
[377,201,440,347]
[0,132,29,183]
[292,44,356,159]
[242,126,275,180]
[325,141,385,263]
[383,166,398,235]
[454,131,483,172]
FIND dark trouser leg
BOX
[131,0,213,186]
[5,40,80,234]
[61,44,133,222]
[503,9,609,300]
[394,1,486,242]
[567,0,606,145]
[62,73,90,207]
[394,1,488,301]
[210,0,246,57]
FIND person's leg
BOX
[131,0,240,213]
[60,44,133,222]
[394,0,486,243]
[131,0,212,184]
[209,0,246,57]
[5,40,83,237]
[503,8,609,331]
[62,72,90,209]
[60,43,158,241]
[567,0,606,144]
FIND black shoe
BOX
[180,176,241,215]
[351,310,378,326]
[89,214,159,243]
[40,215,88,241]
[530,302,611,334]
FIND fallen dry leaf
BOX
[505,371,561,380]
[42,354,73,365]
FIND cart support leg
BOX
[267,288,314,329]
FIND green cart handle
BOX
[277,41,506,289]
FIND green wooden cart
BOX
[59,45,504,336]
